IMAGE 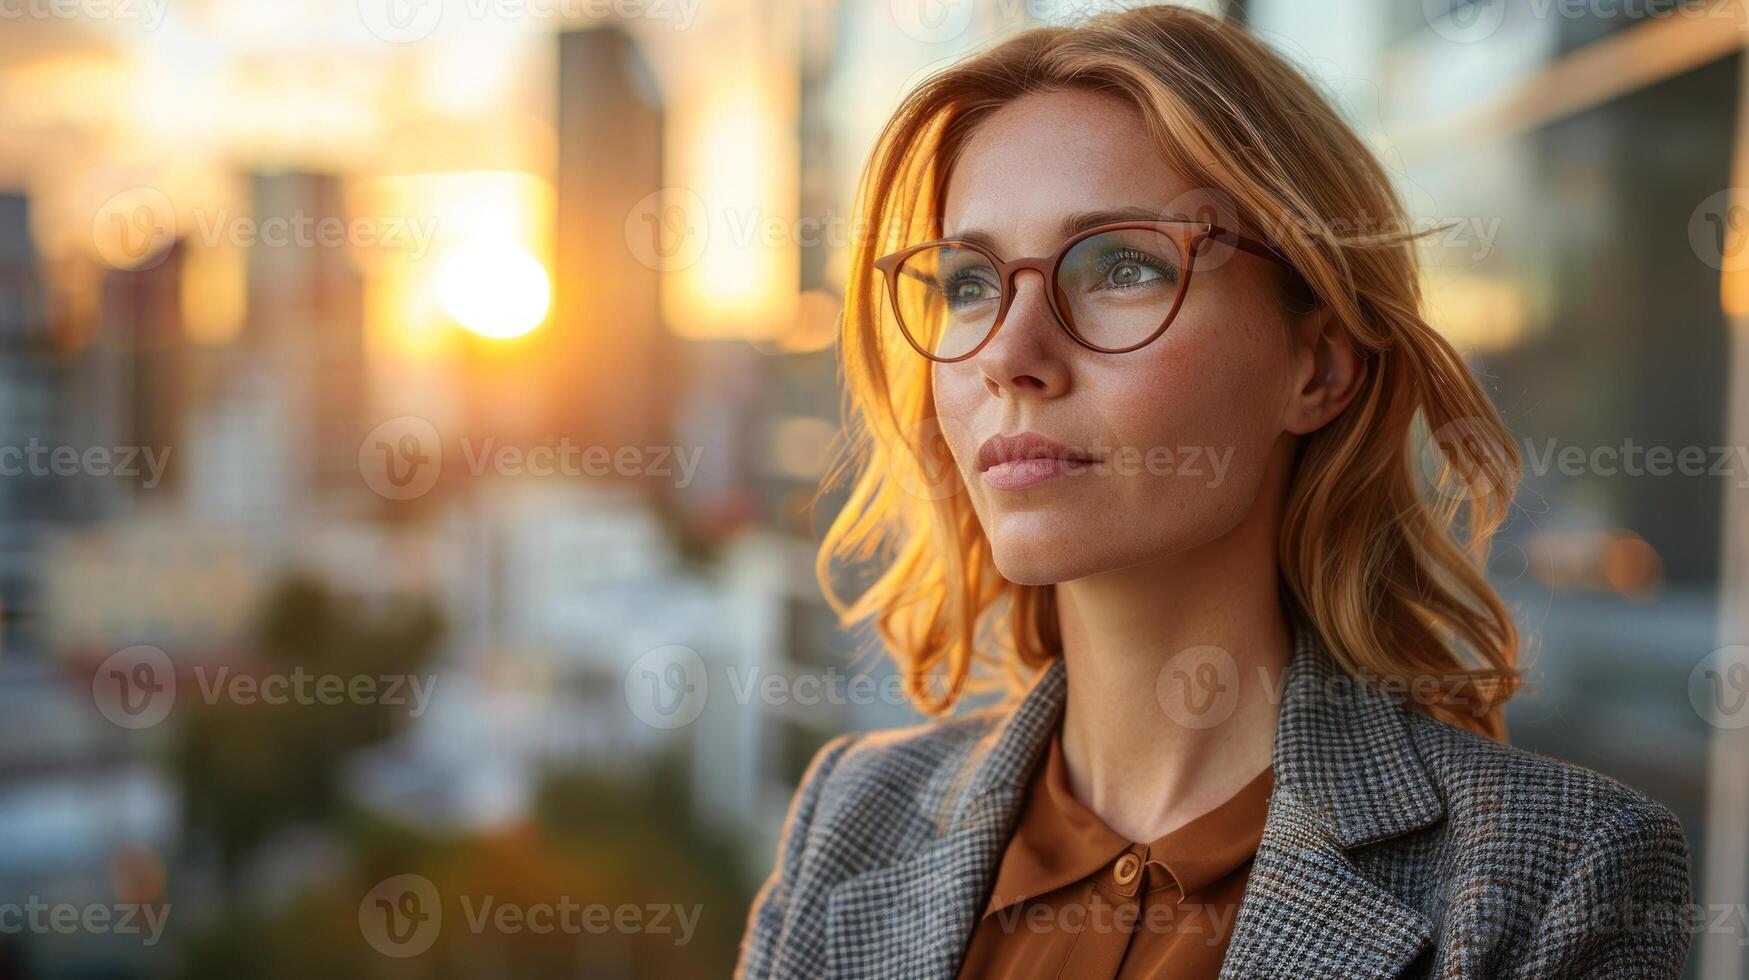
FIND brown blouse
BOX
[955,728,1274,979]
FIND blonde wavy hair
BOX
[813,4,1524,739]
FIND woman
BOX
[738,6,1693,978]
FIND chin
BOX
[987,528,1131,586]
[983,504,1218,585]
[991,553,1070,587]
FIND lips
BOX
[975,431,1095,471]
[976,431,1098,490]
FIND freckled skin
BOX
[932,88,1341,586]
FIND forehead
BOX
[941,88,1226,245]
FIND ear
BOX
[1283,304,1364,436]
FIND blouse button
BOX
[1112,852,1141,886]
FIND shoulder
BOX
[783,700,1013,858]
[1401,709,1692,926]
[1405,708,1686,850]
[1397,711,1694,973]
[806,701,1010,814]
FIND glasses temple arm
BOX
[1205,228,1294,267]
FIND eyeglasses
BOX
[873,219,1296,363]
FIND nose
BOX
[974,267,1069,398]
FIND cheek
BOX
[1100,310,1287,462]
[931,363,985,455]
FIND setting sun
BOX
[437,243,551,339]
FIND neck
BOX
[1054,495,1293,843]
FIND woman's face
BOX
[932,87,1347,585]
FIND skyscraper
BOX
[553,27,673,468]
[0,193,57,657]
[240,172,368,516]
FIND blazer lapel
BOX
[823,659,1068,980]
[1215,793,1435,978]
[1217,621,1444,978]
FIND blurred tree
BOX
[168,574,444,892]
[177,752,746,979]
[163,576,755,978]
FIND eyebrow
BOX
[949,205,1196,252]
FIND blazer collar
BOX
[952,651,1069,823]
[1268,616,1445,847]
[824,619,1445,979]
[956,617,1445,844]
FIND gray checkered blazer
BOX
[736,624,1694,978]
